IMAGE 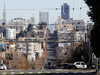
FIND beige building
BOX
[55,24,74,35]
[17,42,42,61]
[56,24,73,31]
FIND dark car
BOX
[61,64,77,69]
[87,64,95,69]
[61,64,69,69]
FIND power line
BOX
[0,6,88,10]
[72,0,75,20]
[79,0,83,20]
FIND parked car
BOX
[61,61,87,69]
[61,64,76,69]
[0,64,7,70]
[74,61,87,69]
[87,64,95,69]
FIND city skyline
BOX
[0,0,92,25]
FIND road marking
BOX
[11,72,15,74]
[2,72,6,74]
[56,72,59,73]
[20,72,24,74]
[65,72,68,73]
[47,72,51,73]
[73,72,77,73]
[29,72,33,74]
[82,72,86,73]
[38,72,42,73]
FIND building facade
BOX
[16,24,48,61]
[8,18,28,33]
[30,17,35,24]
[17,42,42,61]
[6,28,16,39]
[61,3,70,20]
[55,18,86,31]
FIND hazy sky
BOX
[0,0,91,24]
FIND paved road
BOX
[0,69,96,75]
[42,33,57,69]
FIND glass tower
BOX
[61,3,70,20]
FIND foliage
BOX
[5,50,30,69]
[56,43,89,63]
[84,0,100,58]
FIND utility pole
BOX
[1,22,5,64]
[87,21,90,65]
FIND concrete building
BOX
[39,11,49,29]
[30,17,35,24]
[17,42,42,61]
[55,18,87,31]
[9,18,27,25]
[8,18,28,33]
[56,24,74,34]
[55,16,66,25]
[16,24,48,61]
[6,28,16,39]
[61,3,70,20]
[64,20,86,30]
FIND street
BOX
[0,69,96,75]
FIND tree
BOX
[84,0,100,58]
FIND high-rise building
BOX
[3,3,7,26]
[39,11,49,29]
[61,3,70,20]
[30,17,35,24]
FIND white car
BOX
[74,61,87,69]
[0,64,7,70]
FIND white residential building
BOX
[6,28,16,39]
[8,18,28,32]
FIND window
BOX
[76,63,80,65]
[22,45,26,47]
[22,49,25,51]
[19,49,21,51]
[17,44,19,47]
[28,45,31,47]
[81,63,85,65]
[28,49,31,51]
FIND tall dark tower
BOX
[61,3,70,20]
[3,3,7,26]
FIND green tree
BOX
[84,0,100,58]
